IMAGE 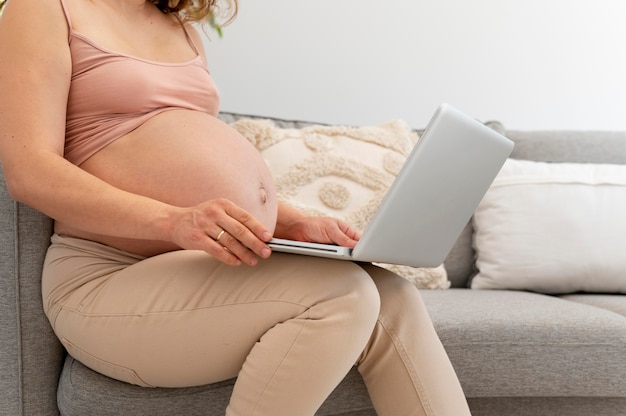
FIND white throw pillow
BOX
[231,118,450,290]
[471,158,626,294]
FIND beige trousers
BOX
[42,234,470,416]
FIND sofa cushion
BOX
[471,158,626,294]
[230,117,449,289]
[420,289,626,398]
[560,294,626,318]
[57,356,374,416]
[468,397,626,416]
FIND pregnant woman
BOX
[0,0,471,415]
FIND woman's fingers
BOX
[175,198,272,266]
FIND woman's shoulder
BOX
[184,23,208,60]
[185,24,206,48]
[0,0,70,47]
[0,0,71,115]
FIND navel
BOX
[259,183,268,204]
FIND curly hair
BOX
[149,0,238,25]
[0,1,237,22]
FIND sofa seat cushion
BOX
[420,289,626,398]
[560,294,626,318]
[57,356,374,416]
[468,397,626,416]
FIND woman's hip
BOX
[42,234,146,323]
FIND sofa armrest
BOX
[1,173,64,416]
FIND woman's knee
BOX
[302,259,381,337]
[358,264,424,318]
[341,262,382,325]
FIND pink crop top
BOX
[59,0,220,166]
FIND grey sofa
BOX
[2,112,626,416]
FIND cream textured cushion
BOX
[232,118,450,289]
[471,158,626,294]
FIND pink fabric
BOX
[59,0,220,166]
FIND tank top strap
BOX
[58,0,73,42]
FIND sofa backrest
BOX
[444,129,626,287]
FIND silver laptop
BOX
[268,103,514,267]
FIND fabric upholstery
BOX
[561,294,626,318]
[420,289,626,397]
[58,357,374,416]
[0,170,64,416]
[467,397,626,416]
[506,130,626,164]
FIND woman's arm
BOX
[0,0,170,241]
[0,0,269,266]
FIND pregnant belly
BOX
[55,110,278,256]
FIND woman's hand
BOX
[287,216,361,248]
[274,203,361,248]
[170,198,273,267]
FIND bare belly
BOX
[54,110,278,256]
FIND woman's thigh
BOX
[43,235,377,387]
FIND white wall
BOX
[204,0,626,130]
